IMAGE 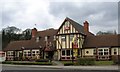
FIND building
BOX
[4,17,120,61]
[4,28,57,61]
[0,51,6,62]
[83,34,120,60]
[55,17,120,61]
[55,17,94,61]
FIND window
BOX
[32,51,35,53]
[62,50,65,55]
[45,36,48,41]
[7,51,13,56]
[61,35,66,41]
[93,49,96,55]
[65,21,69,26]
[114,49,117,55]
[104,49,109,55]
[36,37,40,42]
[36,51,39,54]
[28,51,31,56]
[98,49,103,55]
[70,35,74,41]
[66,50,70,56]
[86,51,89,54]
[98,49,109,55]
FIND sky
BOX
[0,0,119,34]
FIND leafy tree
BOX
[96,30,117,35]
[2,26,32,49]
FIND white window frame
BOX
[98,48,109,55]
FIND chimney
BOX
[32,28,37,38]
[83,21,89,32]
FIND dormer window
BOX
[36,36,41,42]
[45,36,50,41]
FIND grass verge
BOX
[2,61,52,65]
[95,61,114,65]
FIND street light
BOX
[72,42,74,63]
[39,46,42,59]
[21,47,24,61]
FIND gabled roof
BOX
[83,34,120,48]
[56,17,85,35]
[4,29,57,51]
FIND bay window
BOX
[62,49,71,56]
[98,49,109,55]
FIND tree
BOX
[2,26,32,49]
[96,30,117,35]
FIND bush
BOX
[77,58,95,65]
[112,56,120,65]
[2,61,52,65]
[35,59,49,62]
[64,62,74,66]
[2,61,12,64]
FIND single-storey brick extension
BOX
[4,17,120,61]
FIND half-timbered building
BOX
[55,17,94,60]
[4,17,120,61]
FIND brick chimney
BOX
[83,21,89,32]
[32,28,37,38]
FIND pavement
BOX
[1,64,119,70]
[52,61,64,66]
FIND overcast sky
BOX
[1,0,119,34]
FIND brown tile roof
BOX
[83,34,120,48]
[56,17,94,36]
[4,29,57,51]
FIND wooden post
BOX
[72,42,74,63]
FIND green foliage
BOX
[2,61,52,65]
[36,59,49,62]
[77,58,95,65]
[112,56,119,64]
[95,61,114,65]
[2,26,32,49]
[64,62,74,66]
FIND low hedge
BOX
[77,58,95,65]
[112,56,120,65]
[2,61,52,65]
[35,59,49,62]
[64,62,74,66]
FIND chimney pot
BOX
[83,20,89,32]
[32,28,37,38]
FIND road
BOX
[1,64,119,72]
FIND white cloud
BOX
[1,0,119,34]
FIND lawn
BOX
[2,61,53,65]
[60,61,114,66]
[95,61,114,65]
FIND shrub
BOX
[2,61,52,65]
[64,62,74,66]
[36,59,49,62]
[2,61,12,64]
[77,58,95,65]
[112,56,120,65]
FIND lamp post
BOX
[21,47,24,61]
[39,46,42,59]
[72,42,74,63]
[118,48,120,65]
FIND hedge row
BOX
[64,62,74,66]
[2,61,52,65]
[76,58,95,65]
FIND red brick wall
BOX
[84,21,89,32]
[32,28,37,38]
